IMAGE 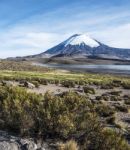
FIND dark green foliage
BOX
[93,129,130,150]
[106,116,116,124]
[40,79,48,85]
[112,79,122,85]
[100,83,114,89]
[0,86,92,138]
[97,94,110,101]
[115,105,128,113]
[125,99,130,105]
[83,86,95,94]
[81,129,130,150]
[61,80,75,88]
[124,95,130,105]
[31,81,40,88]
[0,85,129,149]
[78,80,86,85]
[95,104,115,117]
[122,83,130,89]
[54,79,60,85]
[110,95,122,101]
[109,91,121,96]
[0,86,42,134]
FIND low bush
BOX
[83,86,95,94]
[125,99,130,105]
[112,80,122,86]
[109,91,121,96]
[58,140,79,150]
[95,96,102,101]
[0,85,129,149]
[115,105,128,113]
[106,116,116,124]
[40,79,48,85]
[81,128,130,150]
[95,104,115,117]
[61,80,75,88]
[31,81,40,88]
[100,83,114,89]
[78,80,87,85]
[122,83,130,89]
[54,80,60,85]
[110,95,122,101]
[98,129,130,150]
[114,123,122,129]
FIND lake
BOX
[34,63,130,75]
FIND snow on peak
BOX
[64,34,100,48]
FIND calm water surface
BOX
[34,63,130,75]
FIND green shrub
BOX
[31,81,40,88]
[58,140,79,150]
[95,96,101,100]
[98,129,130,150]
[95,104,115,117]
[61,80,75,88]
[122,83,130,89]
[112,80,122,86]
[81,128,130,150]
[115,105,128,113]
[0,85,129,149]
[54,80,60,85]
[100,83,114,89]
[125,99,130,105]
[114,123,122,129]
[40,79,48,85]
[110,95,121,101]
[109,91,121,96]
[78,80,86,85]
[106,116,116,124]
[0,86,42,135]
[83,86,95,94]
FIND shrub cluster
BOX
[61,80,75,88]
[83,86,95,94]
[95,104,115,117]
[0,85,129,149]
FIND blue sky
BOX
[0,0,130,58]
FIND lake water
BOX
[34,63,130,75]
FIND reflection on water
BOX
[34,63,130,74]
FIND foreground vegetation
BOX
[0,85,129,149]
[0,60,130,149]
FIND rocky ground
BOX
[0,131,56,150]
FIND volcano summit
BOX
[27,34,130,60]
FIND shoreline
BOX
[33,62,130,76]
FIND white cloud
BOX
[0,3,130,58]
[1,23,130,58]
[91,23,130,48]
[0,31,69,58]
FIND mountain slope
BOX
[30,34,130,60]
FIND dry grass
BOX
[58,140,79,150]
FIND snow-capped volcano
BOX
[31,34,130,60]
[64,34,100,48]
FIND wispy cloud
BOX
[92,23,130,48]
[0,0,130,58]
